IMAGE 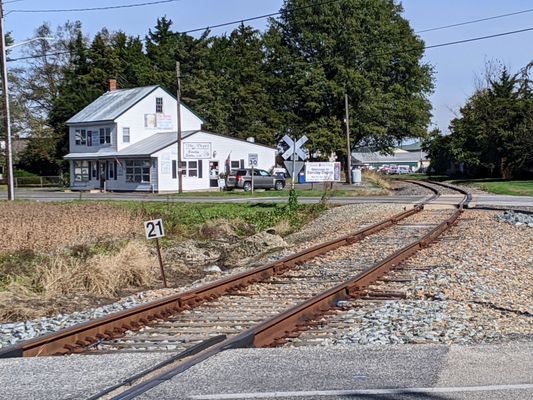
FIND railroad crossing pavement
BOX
[0,342,531,399]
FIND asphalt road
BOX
[1,343,531,399]
[1,189,532,207]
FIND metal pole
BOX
[251,165,254,194]
[176,61,183,194]
[345,93,352,184]
[155,238,168,288]
[0,1,14,200]
[291,136,296,190]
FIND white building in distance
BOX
[64,81,277,192]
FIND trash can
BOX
[298,172,305,183]
[351,168,362,184]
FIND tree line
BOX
[5,0,433,175]
[425,62,533,179]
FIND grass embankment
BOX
[460,180,533,196]
[0,197,325,321]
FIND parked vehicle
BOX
[387,166,411,175]
[226,168,285,191]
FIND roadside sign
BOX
[144,218,165,239]
[248,153,258,167]
[143,219,167,287]
[281,135,308,161]
[305,162,341,182]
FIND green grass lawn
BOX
[158,187,387,198]
[465,180,533,196]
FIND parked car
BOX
[226,168,285,191]
[388,166,411,175]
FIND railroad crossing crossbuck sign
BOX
[281,135,308,161]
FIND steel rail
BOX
[109,193,466,400]
[0,193,437,358]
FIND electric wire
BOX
[8,24,533,63]
[7,0,184,13]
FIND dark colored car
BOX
[226,168,285,191]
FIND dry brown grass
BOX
[35,241,156,298]
[363,170,392,190]
[0,241,159,321]
[0,202,143,254]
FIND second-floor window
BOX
[123,127,130,143]
[75,129,87,146]
[156,97,163,113]
[100,128,111,145]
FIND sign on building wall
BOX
[156,114,173,129]
[183,142,212,159]
[305,162,341,182]
[144,114,173,129]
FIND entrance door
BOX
[209,161,219,187]
[99,161,107,189]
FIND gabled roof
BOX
[118,131,197,156]
[66,86,159,124]
[352,151,428,164]
[64,130,276,160]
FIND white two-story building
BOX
[64,80,277,192]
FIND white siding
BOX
[154,132,277,192]
[115,87,202,151]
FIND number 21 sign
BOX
[144,219,165,239]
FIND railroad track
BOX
[0,180,470,399]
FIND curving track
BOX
[0,180,471,399]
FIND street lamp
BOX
[0,0,52,200]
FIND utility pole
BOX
[291,136,296,190]
[0,0,14,200]
[345,93,352,185]
[176,61,183,194]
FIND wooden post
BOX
[155,238,167,288]
[176,61,183,194]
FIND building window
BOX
[75,129,87,146]
[87,131,93,146]
[188,161,198,177]
[125,159,150,183]
[100,128,112,145]
[74,161,90,182]
[123,127,130,143]
[156,97,163,113]
[230,161,240,168]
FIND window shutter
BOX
[172,160,177,179]
[88,161,92,179]
[198,160,203,178]
[240,159,245,168]
[114,161,117,180]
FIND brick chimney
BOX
[108,79,117,91]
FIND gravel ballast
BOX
[290,210,533,346]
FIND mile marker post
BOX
[144,218,167,288]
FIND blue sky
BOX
[5,0,533,134]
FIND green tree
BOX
[265,0,433,160]
[447,65,533,178]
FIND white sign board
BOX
[305,162,341,182]
[144,219,165,239]
[217,178,226,189]
[183,142,211,159]
[248,153,258,167]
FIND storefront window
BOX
[125,160,150,183]
[74,161,90,182]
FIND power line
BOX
[424,26,533,49]
[7,0,184,13]
[179,0,344,34]
[7,25,533,63]
[417,8,533,33]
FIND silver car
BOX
[226,169,285,191]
